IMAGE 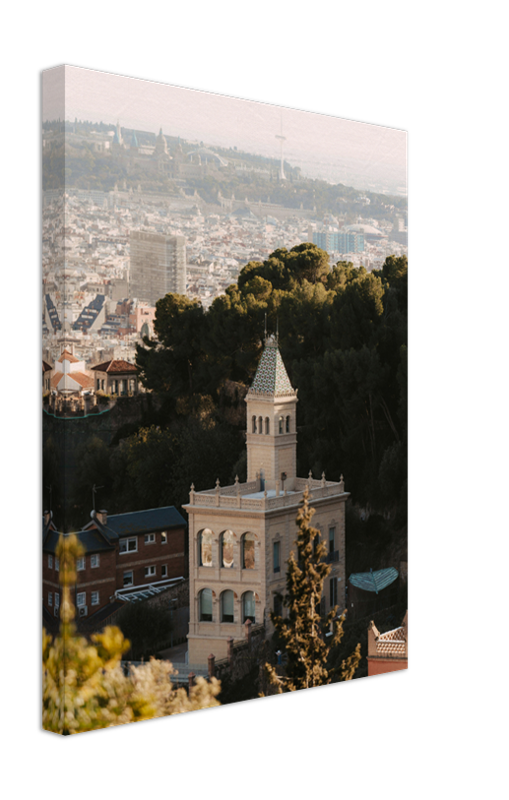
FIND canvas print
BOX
[42,66,408,734]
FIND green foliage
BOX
[115,601,174,660]
[135,249,407,523]
[71,436,113,514]
[263,489,360,693]
[43,535,220,734]
[109,415,242,513]
[43,435,61,513]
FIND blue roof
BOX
[105,507,186,537]
[348,567,399,594]
[43,507,186,553]
[43,528,114,554]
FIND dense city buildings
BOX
[42,129,407,390]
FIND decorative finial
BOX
[308,469,313,479]
[190,483,195,491]
[235,474,239,485]
[215,478,220,488]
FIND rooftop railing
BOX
[187,475,347,513]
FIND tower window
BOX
[241,533,255,569]
[199,588,213,622]
[242,591,256,623]
[273,541,280,573]
[221,590,234,623]
[265,417,270,434]
[198,529,213,567]
[286,415,290,433]
[252,416,257,434]
[220,530,235,569]
[258,416,263,434]
[279,416,284,434]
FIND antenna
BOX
[92,484,104,512]
[275,111,286,181]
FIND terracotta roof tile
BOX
[58,349,79,363]
[91,359,137,374]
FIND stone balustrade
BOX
[189,475,347,512]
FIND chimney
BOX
[95,509,108,525]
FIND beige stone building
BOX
[184,334,349,665]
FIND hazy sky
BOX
[43,66,407,194]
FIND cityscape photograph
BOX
[42,65,408,734]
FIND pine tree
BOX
[43,534,220,734]
[264,488,360,693]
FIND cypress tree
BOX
[264,488,360,693]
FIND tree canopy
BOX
[136,245,408,523]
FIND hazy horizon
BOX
[43,66,407,196]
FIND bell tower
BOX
[245,334,298,488]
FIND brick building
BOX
[43,506,187,624]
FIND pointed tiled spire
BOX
[248,335,295,397]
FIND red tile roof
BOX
[58,349,79,363]
[50,371,94,390]
[91,359,137,374]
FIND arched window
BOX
[220,530,234,568]
[199,588,213,621]
[220,590,234,623]
[258,416,263,434]
[252,416,257,434]
[265,417,270,434]
[241,532,255,569]
[242,591,256,623]
[198,529,213,567]
[286,415,290,433]
[279,416,284,434]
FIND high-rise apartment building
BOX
[130,231,186,305]
[312,230,364,254]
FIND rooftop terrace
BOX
[186,473,347,513]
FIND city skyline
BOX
[43,65,407,195]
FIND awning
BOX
[348,567,399,594]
